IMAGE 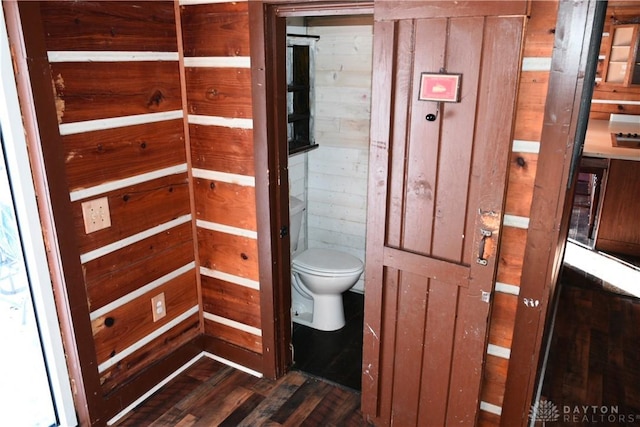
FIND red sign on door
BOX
[418,73,461,102]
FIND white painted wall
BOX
[288,16,373,293]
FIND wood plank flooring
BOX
[292,291,364,391]
[113,356,372,426]
[540,266,640,426]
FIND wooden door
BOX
[363,2,526,425]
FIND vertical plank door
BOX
[363,2,526,425]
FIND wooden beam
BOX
[501,1,605,425]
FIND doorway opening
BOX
[0,131,57,427]
[538,1,640,419]
[264,4,373,391]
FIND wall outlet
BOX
[151,293,166,322]
[81,197,111,234]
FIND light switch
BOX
[81,197,111,234]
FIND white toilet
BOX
[289,196,364,331]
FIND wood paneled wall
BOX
[21,1,609,425]
[304,17,372,293]
[180,1,264,372]
[478,1,558,424]
[36,1,201,421]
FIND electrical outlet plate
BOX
[81,197,111,234]
[151,292,166,322]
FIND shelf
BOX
[288,113,310,123]
[603,24,640,86]
[288,141,319,156]
[287,84,308,92]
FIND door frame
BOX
[0,7,77,426]
[250,0,602,423]
[249,0,373,379]
[501,1,604,425]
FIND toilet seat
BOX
[292,248,363,277]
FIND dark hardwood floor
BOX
[114,292,367,426]
[114,356,371,426]
[537,178,640,425]
[292,291,364,391]
[540,268,640,426]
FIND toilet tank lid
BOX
[289,196,305,215]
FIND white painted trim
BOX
[48,51,178,62]
[480,401,503,416]
[188,114,253,129]
[592,99,640,106]
[495,282,520,296]
[59,110,183,135]
[80,215,192,263]
[522,57,552,72]
[512,139,540,154]
[98,305,199,373]
[192,167,255,186]
[1,10,78,426]
[90,262,196,321]
[200,267,260,290]
[180,0,247,4]
[197,219,257,239]
[184,56,251,68]
[203,352,262,378]
[106,352,204,425]
[70,163,188,201]
[503,214,530,229]
[203,312,262,336]
[487,343,511,360]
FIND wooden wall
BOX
[180,1,264,372]
[18,0,613,425]
[295,16,373,293]
[478,1,557,424]
[34,1,202,422]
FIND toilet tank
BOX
[289,196,305,252]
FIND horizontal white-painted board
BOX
[315,36,373,56]
[315,53,374,72]
[309,24,373,37]
[307,188,367,211]
[308,229,365,251]
[315,116,370,133]
[309,144,369,165]
[315,133,369,149]
[316,102,371,120]
[308,215,366,236]
[308,200,367,224]
[308,158,368,180]
[308,173,368,195]
[316,86,372,105]
[315,70,373,88]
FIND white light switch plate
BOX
[81,197,111,234]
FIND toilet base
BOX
[292,294,346,331]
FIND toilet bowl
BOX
[289,196,364,331]
[291,248,364,331]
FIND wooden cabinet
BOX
[594,159,640,256]
[603,24,640,86]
